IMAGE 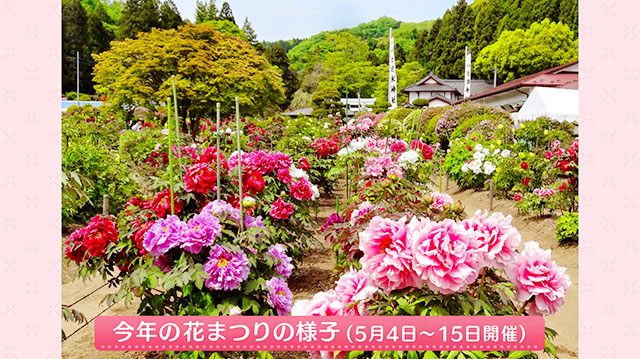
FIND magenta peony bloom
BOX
[358,216,421,294]
[334,269,377,315]
[273,152,294,171]
[429,192,454,211]
[153,254,173,272]
[270,198,294,220]
[267,243,294,278]
[290,177,314,200]
[350,201,373,226]
[291,290,344,316]
[182,212,221,254]
[243,214,265,229]
[409,217,480,294]
[277,168,292,184]
[389,140,407,153]
[322,213,344,231]
[265,277,293,316]
[506,241,571,315]
[462,210,521,269]
[143,215,187,256]
[201,200,242,223]
[203,245,250,291]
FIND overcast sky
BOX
[172,0,466,42]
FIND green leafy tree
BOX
[62,0,90,93]
[201,19,247,40]
[266,45,299,104]
[117,0,161,39]
[159,0,183,29]
[474,19,578,82]
[559,0,578,33]
[311,85,342,118]
[195,0,218,23]
[93,24,285,135]
[219,1,235,24]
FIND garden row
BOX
[62,100,577,359]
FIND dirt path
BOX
[434,179,578,359]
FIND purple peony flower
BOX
[203,245,250,291]
[182,212,222,254]
[244,214,265,229]
[267,244,294,278]
[143,215,187,256]
[201,200,242,223]
[265,277,293,316]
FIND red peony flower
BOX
[560,161,572,172]
[269,198,294,220]
[298,157,310,171]
[514,194,522,202]
[422,145,434,160]
[558,183,567,192]
[522,177,530,186]
[521,162,529,170]
[184,163,217,195]
[197,147,228,169]
[151,188,183,218]
[64,227,88,263]
[545,151,553,160]
[132,220,155,256]
[466,146,472,151]
[290,177,314,200]
[82,215,118,257]
[243,170,265,195]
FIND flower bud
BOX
[452,201,463,213]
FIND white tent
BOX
[516,87,578,125]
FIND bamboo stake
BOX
[236,97,244,231]
[216,103,221,201]
[171,76,183,175]
[489,179,494,211]
[166,97,175,215]
[102,194,109,216]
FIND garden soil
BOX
[61,181,577,359]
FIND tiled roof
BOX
[455,61,579,104]
[401,71,493,96]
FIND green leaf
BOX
[507,351,530,358]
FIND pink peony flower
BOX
[276,168,292,184]
[290,177,314,200]
[269,198,294,220]
[358,216,421,294]
[291,290,344,316]
[462,210,521,269]
[334,269,377,315]
[409,217,479,294]
[429,192,454,211]
[506,241,571,315]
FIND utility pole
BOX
[76,51,80,106]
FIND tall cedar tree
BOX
[159,0,183,29]
[195,0,218,23]
[117,0,161,39]
[219,2,235,25]
[242,17,258,46]
[62,0,91,93]
[86,6,113,54]
[266,46,299,104]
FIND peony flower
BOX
[65,227,88,263]
[409,217,479,294]
[521,162,529,170]
[350,201,373,225]
[397,150,421,169]
[290,177,314,200]
[358,216,421,294]
[265,277,293,316]
[267,244,294,278]
[153,254,173,272]
[203,245,250,291]
[151,188,183,218]
[298,157,310,171]
[132,220,155,255]
[322,213,344,231]
[182,212,221,254]
[462,210,521,269]
[506,241,571,315]
[277,168,292,184]
[270,198,294,220]
[201,200,242,223]
[334,269,377,315]
[291,290,344,316]
[229,306,242,316]
[429,192,454,211]
[82,215,119,257]
[522,177,530,186]
[514,194,522,202]
[243,214,265,229]
[143,215,187,256]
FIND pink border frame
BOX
[1,0,637,357]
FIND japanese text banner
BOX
[95,315,545,352]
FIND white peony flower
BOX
[310,185,320,200]
[474,144,484,152]
[473,152,486,161]
[289,166,310,180]
[461,163,469,172]
[397,150,421,169]
[501,149,511,158]
[483,161,496,175]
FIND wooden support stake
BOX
[102,194,109,216]
[489,179,494,211]
[235,97,244,231]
